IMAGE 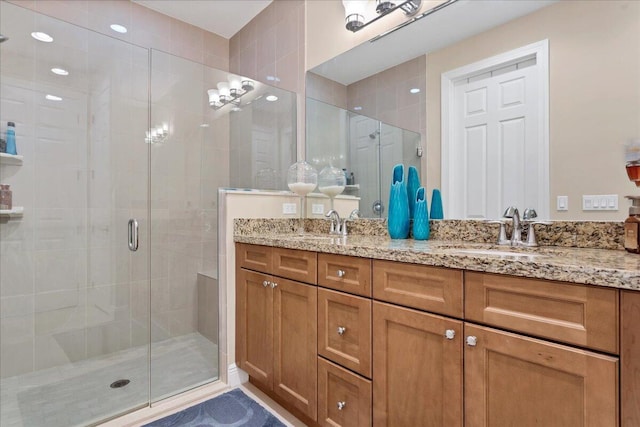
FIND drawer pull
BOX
[337,269,346,278]
[466,336,477,347]
[445,329,455,340]
[337,401,346,411]
[271,282,278,289]
[262,280,269,287]
[337,326,346,335]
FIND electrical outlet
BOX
[282,203,297,214]
[582,194,618,211]
[312,204,325,215]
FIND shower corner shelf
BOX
[0,206,24,218]
[0,153,24,166]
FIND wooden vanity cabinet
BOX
[465,323,619,427]
[236,244,318,421]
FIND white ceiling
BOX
[132,0,273,39]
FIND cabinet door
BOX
[465,324,619,427]
[373,301,463,427]
[273,277,318,420]
[236,269,273,388]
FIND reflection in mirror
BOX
[306,97,421,218]
[306,0,640,220]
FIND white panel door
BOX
[450,64,540,219]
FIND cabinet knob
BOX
[337,269,346,278]
[271,282,278,289]
[337,326,346,335]
[337,401,346,411]
[466,336,478,347]
[262,280,269,287]
[444,329,455,340]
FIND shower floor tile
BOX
[1,333,218,427]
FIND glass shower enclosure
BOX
[0,3,228,425]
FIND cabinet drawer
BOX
[465,272,619,354]
[318,253,372,297]
[318,357,372,427]
[272,247,317,284]
[373,260,463,317]
[318,288,372,377]
[237,243,272,273]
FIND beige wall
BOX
[307,72,348,109]
[425,0,639,220]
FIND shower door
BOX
[0,3,150,426]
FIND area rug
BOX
[143,389,286,427]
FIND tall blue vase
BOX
[430,188,444,219]
[413,187,430,240]
[387,164,410,239]
[407,166,420,219]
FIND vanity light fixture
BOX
[207,77,254,110]
[110,24,127,34]
[342,0,422,33]
[51,67,69,76]
[31,31,53,42]
[45,94,62,101]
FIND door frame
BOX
[441,39,550,218]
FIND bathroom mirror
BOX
[305,0,639,220]
[306,97,421,217]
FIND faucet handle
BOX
[341,218,348,237]
[524,221,552,247]
[523,208,538,221]
[487,220,510,245]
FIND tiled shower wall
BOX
[0,0,229,379]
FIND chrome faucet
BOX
[348,209,360,220]
[503,206,522,245]
[325,209,347,236]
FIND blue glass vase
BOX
[430,188,444,219]
[407,166,420,219]
[387,164,410,239]
[413,187,430,240]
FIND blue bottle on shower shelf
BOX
[5,122,17,155]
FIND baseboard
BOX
[227,363,248,387]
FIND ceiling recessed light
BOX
[410,88,420,94]
[353,106,363,111]
[51,68,69,76]
[231,107,242,112]
[265,95,278,102]
[45,94,62,101]
[200,123,210,128]
[110,24,127,34]
[31,32,53,43]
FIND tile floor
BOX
[0,333,218,427]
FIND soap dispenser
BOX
[624,196,640,253]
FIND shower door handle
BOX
[128,219,139,252]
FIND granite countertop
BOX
[234,233,640,291]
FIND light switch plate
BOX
[582,194,618,211]
[282,203,297,214]
[556,196,568,211]
[312,204,325,214]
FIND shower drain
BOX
[110,379,131,389]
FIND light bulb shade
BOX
[228,77,242,91]
[241,80,254,92]
[217,82,230,97]
[207,89,219,105]
[342,0,367,31]
[376,0,396,14]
